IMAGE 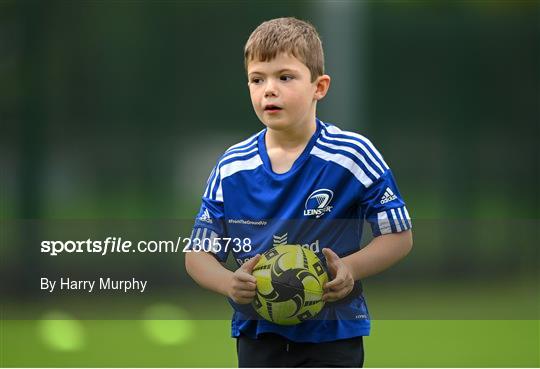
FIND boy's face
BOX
[247,53,326,131]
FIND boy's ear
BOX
[314,74,331,101]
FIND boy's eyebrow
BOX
[276,68,298,74]
[248,68,299,77]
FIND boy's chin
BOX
[261,117,294,131]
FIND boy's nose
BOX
[264,81,278,97]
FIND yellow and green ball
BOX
[252,244,328,325]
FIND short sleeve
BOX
[190,165,229,262]
[362,170,412,237]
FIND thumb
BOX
[322,248,339,264]
[322,248,339,278]
[240,254,261,273]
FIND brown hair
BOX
[244,17,324,82]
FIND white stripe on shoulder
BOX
[207,147,259,199]
[324,125,389,171]
[310,146,373,187]
[317,136,381,179]
[206,167,216,185]
[220,154,263,180]
[215,155,263,201]
[218,147,258,165]
[223,139,257,157]
[207,164,222,199]
[224,130,264,153]
[320,130,384,174]
[204,167,217,197]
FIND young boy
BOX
[185,17,412,367]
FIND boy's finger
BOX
[322,248,339,263]
[235,297,252,305]
[324,262,346,284]
[240,254,261,273]
[322,291,339,302]
[322,250,333,274]
[323,287,350,302]
[234,281,257,291]
[324,277,345,291]
[236,290,256,298]
[322,248,341,277]
[235,271,256,284]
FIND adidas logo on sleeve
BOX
[198,208,213,224]
[380,187,398,204]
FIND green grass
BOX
[2,277,538,367]
[1,320,538,367]
[1,320,235,367]
[365,320,539,367]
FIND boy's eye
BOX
[280,75,294,81]
[250,77,262,84]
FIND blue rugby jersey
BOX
[190,118,411,343]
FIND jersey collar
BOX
[258,118,323,178]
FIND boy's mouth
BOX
[264,104,283,112]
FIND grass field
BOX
[1,319,538,367]
[1,277,539,367]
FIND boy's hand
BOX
[228,254,261,304]
[322,248,354,302]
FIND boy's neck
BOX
[265,117,317,151]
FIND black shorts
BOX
[237,333,364,368]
